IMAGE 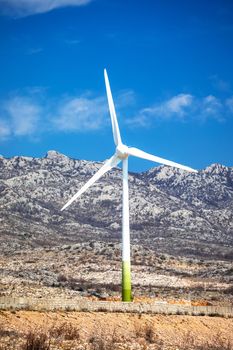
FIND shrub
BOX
[0,328,18,338]
[57,274,67,283]
[144,323,156,344]
[49,322,80,341]
[89,328,120,350]
[22,330,50,350]
[223,285,233,295]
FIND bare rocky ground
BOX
[0,310,233,350]
[0,241,232,305]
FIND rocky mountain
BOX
[0,151,232,260]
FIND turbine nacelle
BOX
[116,144,129,159]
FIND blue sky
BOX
[0,0,233,172]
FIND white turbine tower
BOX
[61,69,197,302]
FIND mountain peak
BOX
[45,150,68,160]
[144,164,189,180]
[204,163,229,175]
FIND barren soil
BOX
[0,310,233,349]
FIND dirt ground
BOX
[0,310,233,349]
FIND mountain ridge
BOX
[0,151,232,260]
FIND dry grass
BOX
[176,331,233,350]
[49,322,80,341]
[89,329,120,350]
[0,315,233,350]
[22,330,50,350]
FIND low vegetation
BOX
[0,321,233,350]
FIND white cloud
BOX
[0,89,135,141]
[1,97,41,138]
[162,94,193,116]
[125,114,148,128]
[128,94,193,127]
[144,93,193,118]
[0,0,92,17]
[116,90,136,108]
[53,96,108,132]
[53,90,135,132]
[200,95,223,121]
[127,93,229,127]
[1,89,231,141]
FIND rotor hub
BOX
[116,144,129,159]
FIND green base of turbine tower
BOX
[122,261,132,301]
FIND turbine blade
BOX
[104,69,122,146]
[128,147,198,173]
[61,154,121,211]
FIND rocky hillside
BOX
[0,151,232,259]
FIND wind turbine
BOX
[61,69,197,302]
